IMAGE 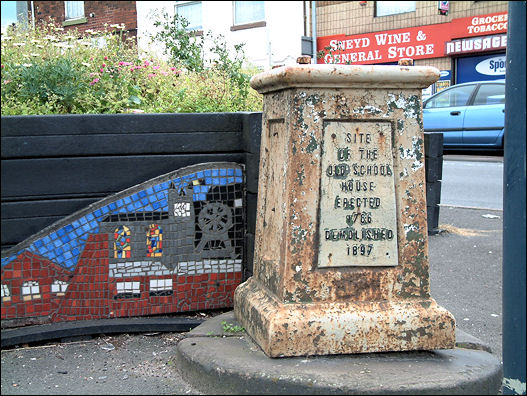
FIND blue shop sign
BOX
[456,53,506,84]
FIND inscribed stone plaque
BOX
[318,121,398,267]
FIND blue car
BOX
[423,80,505,151]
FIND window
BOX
[473,84,505,105]
[174,202,191,217]
[1,284,11,302]
[149,278,173,297]
[233,1,265,25]
[425,85,476,109]
[114,281,141,299]
[65,1,85,20]
[146,224,163,257]
[114,225,132,258]
[375,1,416,17]
[22,281,40,301]
[51,280,68,295]
[175,1,202,30]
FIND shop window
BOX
[1,284,11,302]
[114,281,141,299]
[65,1,84,20]
[473,84,505,105]
[232,1,266,30]
[375,1,415,17]
[149,278,173,297]
[51,280,68,295]
[146,224,163,257]
[175,1,202,31]
[22,281,40,301]
[114,225,132,258]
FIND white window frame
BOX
[116,281,140,294]
[51,280,69,294]
[22,280,40,301]
[1,284,11,301]
[65,1,85,20]
[233,1,265,25]
[375,1,416,17]
[175,1,203,31]
[150,278,173,291]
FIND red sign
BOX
[449,12,508,38]
[317,11,508,65]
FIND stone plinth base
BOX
[234,278,456,358]
[175,312,502,395]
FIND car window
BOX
[473,84,505,105]
[425,85,475,109]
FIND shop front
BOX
[317,11,508,89]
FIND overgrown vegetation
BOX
[1,17,262,115]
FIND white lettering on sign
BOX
[467,14,508,34]
[318,122,398,268]
[475,56,506,76]
[445,34,507,55]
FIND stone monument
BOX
[234,64,456,357]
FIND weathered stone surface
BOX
[235,64,455,357]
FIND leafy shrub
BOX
[1,18,262,115]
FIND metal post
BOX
[311,1,317,63]
[503,1,526,395]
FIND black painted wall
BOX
[1,113,441,278]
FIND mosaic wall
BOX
[1,163,245,327]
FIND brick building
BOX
[29,1,137,37]
[313,1,509,93]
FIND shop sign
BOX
[449,12,508,39]
[475,55,506,76]
[317,24,447,65]
[317,11,508,65]
[445,34,507,55]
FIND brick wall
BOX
[32,1,137,36]
[317,1,508,37]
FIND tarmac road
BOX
[1,205,504,395]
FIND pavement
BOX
[1,205,504,395]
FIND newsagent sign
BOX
[317,11,508,65]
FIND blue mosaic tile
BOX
[197,171,204,178]
[64,224,74,233]
[235,177,243,183]
[219,169,227,176]
[140,197,149,206]
[57,228,66,237]
[235,168,242,176]
[123,196,132,204]
[198,193,207,201]
[93,209,103,218]
[79,216,88,225]
[34,240,44,248]
[212,169,219,176]
[60,235,71,244]
[109,202,118,211]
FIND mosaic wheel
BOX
[197,203,233,235]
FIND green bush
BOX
[1,18,262,115]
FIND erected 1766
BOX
[234,63,456,357]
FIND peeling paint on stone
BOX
[235,64,454,358]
